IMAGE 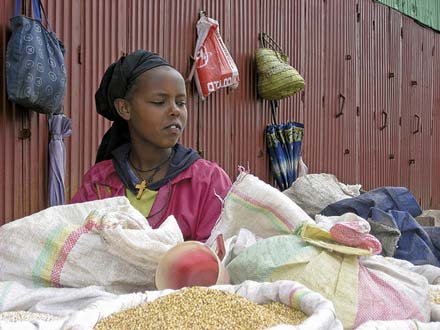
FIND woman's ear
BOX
[114,98,131,120]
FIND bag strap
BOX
[14,0,22,16]
[258,32,284,53]
[31,0,41,20]
[270,100,279,126]
[15,0,41,20]
[37,0,53,30]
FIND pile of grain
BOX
[430,288,440,304]
[95,287,307,330]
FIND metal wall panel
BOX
[403,18,424,205]
[433,36,440,209]
[358,0,376,189]
[342,0,360,185]
[400,16,412,190]
[229,0,260,178]
[1,0,440,224]
[387,9,403,187]
[322,0,346,181]
[372,4,391,188]
[302,0,326,174]
[420,25,434,208]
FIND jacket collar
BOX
[111,143,200,193]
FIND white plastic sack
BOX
[380,257,440,285]
[0,320,66,330]
[355,320,440,330]
[315,213,370,231]
[62,280,342,330]
[283,173,361,218]
[0,197,183,293]
[207,170,313,245]
[0,282,117,330]
[297,157,309,178]
[363,257,440,322]
[359,256,430,322]
[0,281,114,316]
[0,281,117,330]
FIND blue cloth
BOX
[423,227,440,253]
[321,187,440,266]
[389,210,440,266]
[265,122,304,191]
[321,187,422,219]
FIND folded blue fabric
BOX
[321,187,439,266]
[321,187,422,219]
[389,210,440,267]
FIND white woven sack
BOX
[359,255,431,322]
[0,281,117,330]
[283,173,361,218]
[62,280,342,330]
[0,281,114,316]
[355,320,440,330]
[0,197,183,293]
[207,170,313,245]
[0,320,66,330]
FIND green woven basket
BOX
[256,48,305,101]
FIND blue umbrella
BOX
[266,120,304,191]
[48,114,72,206]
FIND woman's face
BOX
[124,66,187,150]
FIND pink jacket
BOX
[70,159,232,241]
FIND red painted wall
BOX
[1,0,439,224]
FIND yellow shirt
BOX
[126,187,158,217]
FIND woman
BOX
[71,50,232,242]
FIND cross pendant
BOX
[135,180,147,200]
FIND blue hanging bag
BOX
[6,0,66,114]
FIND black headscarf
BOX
[95,50,172,162]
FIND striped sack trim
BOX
[228,190,294,233]
[31,217,99,288]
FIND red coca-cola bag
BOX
[191,15,239,100]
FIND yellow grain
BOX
[95,287,307,330]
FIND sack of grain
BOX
[207,170,313,246]
[0,197,183,293]
[283,173,361,218]
[62,280,342,330]
[227,235,430,329]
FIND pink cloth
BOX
[71,159,232,242]
[329,221,382,255]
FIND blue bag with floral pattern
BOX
[6,0,66,114]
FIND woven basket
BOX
[256,47,305,101]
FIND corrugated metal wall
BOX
[1,0,439,224]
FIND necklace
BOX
[129,150,174,199]
[128,150,173,172]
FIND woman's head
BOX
[95,50,187,160]
[114,65,187,149]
